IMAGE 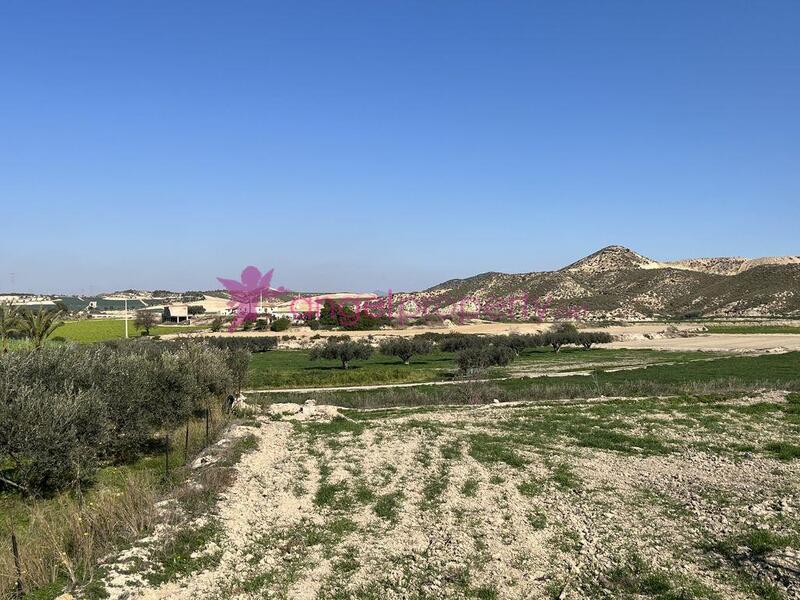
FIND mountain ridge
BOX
[409,245,800,320]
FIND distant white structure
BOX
[162,304,189,323]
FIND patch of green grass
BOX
[467,585,499,599]
[461,478,479,497]
[701,529,797,599]
[550,463,581,491]
[526,509,547,530]
[735,529,798,557]
[468,434,527,468]
[421,465,450,509]
[440,439,462,459]
[315,480,351,509]
[764,441,800,460]
[353,480,375,504]
[517,477,544,497]
[600,553,719,599]
[374,491,403,522]
[146,522,221,585]
[56,319,205,343]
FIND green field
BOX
[256,351,800,408]
[705,325,800,334]
[247,349,460,389]
[246,347,730,390]
[55,319,205,342]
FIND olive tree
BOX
[310,340,373,369]
[379,337,433,365]
[457,344,516,374]
[577,331,613,349]
[134,310,158,335]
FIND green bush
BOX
[205,336,277,353]
[457,344,516,373]
[0,385,106,494]
[379,337,434,364]
[310,340,373,369]
[0,340,244,495]
[270,317,291,332]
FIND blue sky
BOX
[1,1,798,294]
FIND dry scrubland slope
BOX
[397,246,800,320]
[106,393,800,600]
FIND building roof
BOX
[164,304,189,317]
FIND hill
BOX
[396,246,800,321]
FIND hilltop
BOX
[396,246,800,321]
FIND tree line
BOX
[307,325,613,372]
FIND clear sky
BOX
[1,1,798,294]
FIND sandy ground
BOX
[607,334,800,353]
[102,394,800,599]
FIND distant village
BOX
[0,291,380,324]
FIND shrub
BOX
[456,344,516,374]
[270,317,291,332]
[134,310,158,335]
[0,340,243,495]
[187,305,206,316]
[577,331,613,349]
[210,317,224,332]
[316,300,390,330]
[254,318,269,331]
[542,323,580,352]
[206,336,277,353]
[438,334,487,353]
[379,338,434,364]
[310,340,373,369]
[241,320,253,331]
[0,385,106,494]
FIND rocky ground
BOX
[96,392,800,599]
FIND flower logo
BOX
[217,266,286,332]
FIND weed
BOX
[461,478,479,497]
[374,491,403,522]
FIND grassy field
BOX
[246,347,728,390]
[247,349,460,388]
[254,351,800,408]
[54,319,206,342]
[705,325,800,334]
[106,392,800,598]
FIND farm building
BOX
[162,304,189,323]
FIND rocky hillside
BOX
[396,246,800,321]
